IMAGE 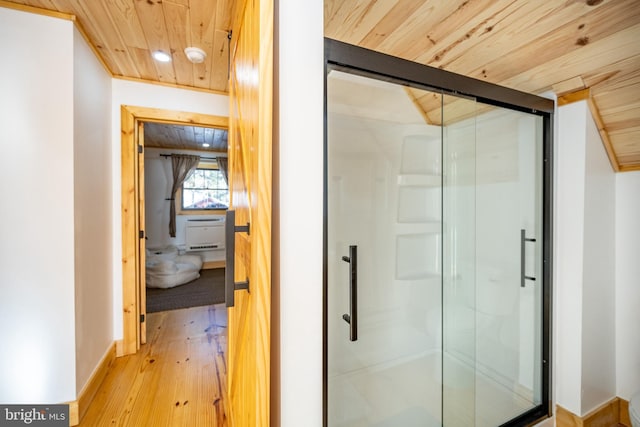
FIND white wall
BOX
[73,27,113,393]
[276,0,324,425]
[111,80,228,340]
[580,103,616,414]
[555,100,617,415]
[555,101,588,414]
[0,8,77,402]
[144,147,225,262]
[616,170,640,400]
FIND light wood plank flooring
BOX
[80,305,228,426]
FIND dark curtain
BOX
[217,157,229,186]
[169,154,200,237]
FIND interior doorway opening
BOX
[119,105,228,355]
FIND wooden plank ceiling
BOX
[3,0,236,93]
[144,122,228,152]
[2,0,638,170]
[326,0,640,171]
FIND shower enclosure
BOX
[324,40,553,427]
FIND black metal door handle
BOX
[342,245,358,341]
[521,229,536,287]
[225,210,250,307]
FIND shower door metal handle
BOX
[225,209,250,307]
[521,229,536,287]
[341,245,358,341]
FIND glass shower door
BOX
[442,97,545,426]
[325,64,548,427]
[326,70,444,427]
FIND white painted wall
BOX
[144,147,225,262]
[580,103,616,414]
[555,101,588,414]
[72,26,113,393]
[616,170,640,401]
[0,8,77,402]
[111,80,228,340]
[555,100,617,416]
[276,0,324,424]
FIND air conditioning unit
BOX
[185,218,225,252]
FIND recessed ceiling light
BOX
[202,143,210,148]
[152,50,171,62]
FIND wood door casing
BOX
[120,106,228,357]
[138,121,147,345]
[227,0,273,425]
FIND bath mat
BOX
[146,268,225,313]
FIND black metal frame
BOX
[323,38,553,427]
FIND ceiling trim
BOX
[0,0,72,21]
[559,88,621,173]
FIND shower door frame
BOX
[323,38,554,427]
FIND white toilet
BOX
[631,391,640,427]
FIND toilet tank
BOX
[185,217,225,251]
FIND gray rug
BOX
[146,268,225,313]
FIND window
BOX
[181,168,229,210]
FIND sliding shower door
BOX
[324,38,552,427]
[326,70,444,426]
[442,97,545,426]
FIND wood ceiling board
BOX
[411,0,532,66]
[214,0,233,30]
[143,123,228,152]
[134,0,176,83]
[613,138,640,158]
[454,6,640,95]
[553,76,586,96]
[102,0,147,50]
[424,1,558,66]
[594,88,640,112]
[324,0,399,43]
[188,0,217,89]
[368,1,463,58]
[63,0,140,78]
[357,0,426,50]
[163,1,193,87]
[129,46,160,81]
[610,127,640,139]
[425,1,616,76]
[210,29,230,92]
[495,23,640,97]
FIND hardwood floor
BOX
[80,305,229,426]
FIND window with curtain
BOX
[181,167,229,210]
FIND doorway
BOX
[120,105,228,355]
[323,40,553,427]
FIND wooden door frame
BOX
[120,105,228,356]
